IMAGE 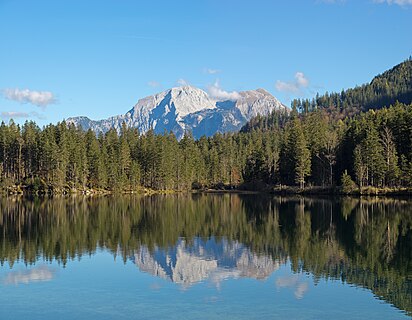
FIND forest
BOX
[1,101,411,194]
[0,59,411,194]
[290,57,412,116]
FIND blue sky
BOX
[0,0,411,126]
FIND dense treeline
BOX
[240,102,412,190]
[291,57,412,116]
[0,101,411,193]
[1,195,411,314]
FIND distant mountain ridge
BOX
[67,86,286,139]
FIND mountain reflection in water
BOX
[0,194,411,315]
[133,238,281,287]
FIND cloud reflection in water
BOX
[275,275,309,299]
[3,265,56,285]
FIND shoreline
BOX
[1,184,411,197]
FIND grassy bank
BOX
[271,185,412,196]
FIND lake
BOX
[0,194,411,319]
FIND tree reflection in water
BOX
[0,194,411,315]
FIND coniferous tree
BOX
[362,124,386,186]
[354,145,366,188]
[282,118,311,188]
[380,127,400,186]
[119,123,132,189]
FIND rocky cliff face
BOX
[67,86,286,139]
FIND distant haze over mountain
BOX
[67,86,287,139]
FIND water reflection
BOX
[0,194,411,315]
[275,275,309,299]
[3,265,56,285]
[133,238,281,287]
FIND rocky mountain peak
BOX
[67,85,286,140]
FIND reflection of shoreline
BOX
[0,196,411,316]
[133,238,282,287]
[3,265,56,285]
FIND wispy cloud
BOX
[275,275,309,300]
[208,80,240,101]
[1,111,45,120]
[1,111,30,119]
[374,0,412,5]
[316,0,346,3]
[147,81,161,88]
[3,265,56,285]
[2,88,56,108]
[204,68,221,75]
[295,72,309,87]
[177,78,189,86]
[275,72,310,95]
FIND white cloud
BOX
[295,72,309,87]
[204,68,221,75]
[374,0,412,5]
[148,81,161,88]
[2,88,56,108]
[208,80,240,101]
[3,266,56,285]
[275,72,310,94]
[275,275,309,300]
[275,81,300,94]
[1,111,45,120]
[1,111,30,119]
[177,79,189,86]
[294,282,309,300]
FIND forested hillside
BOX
[1,59,412,194]
[0,101,411,193]
[291,58,412,116]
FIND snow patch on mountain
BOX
[67,85,286,140]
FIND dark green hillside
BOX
[292,57,412,115]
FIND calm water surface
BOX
[0,194,411,319]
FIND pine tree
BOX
[85,130,102,189]
[104,129,120,190]
[362,123,386,186]
[353,145,365,188]
[380,126,400,186]
[341,170,357,194]
[283,118,311,188]
[119,123,132,189]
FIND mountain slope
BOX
[292,57,412,114]
[67,85,286,139]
